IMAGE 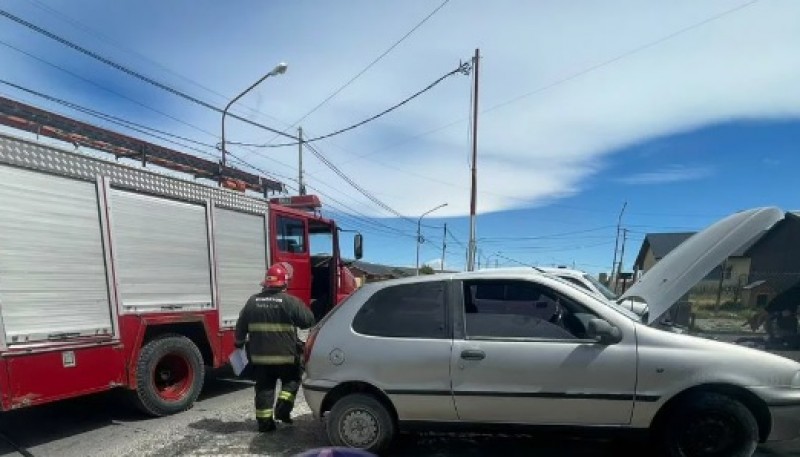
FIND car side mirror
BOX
[587,318,622,345]
[354,233,363,260]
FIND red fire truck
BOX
[0,97,362,416]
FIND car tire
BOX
[326,393,395,453]
[659,392,758,457]
[131,334,205,417]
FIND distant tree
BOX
[420,265,435,275]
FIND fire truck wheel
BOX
[132,334,205,417]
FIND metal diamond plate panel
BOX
[0,133,270,215]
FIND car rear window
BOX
[352,281,448,339]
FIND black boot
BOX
[275,399,294,424]
[258,418,276,433]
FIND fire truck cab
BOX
[269,195,363,321]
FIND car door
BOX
[450,277,638,426]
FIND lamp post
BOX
[220,62,288,185]
[416,203,448,275]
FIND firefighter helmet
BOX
[262,262,293,288]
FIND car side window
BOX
[352,281,448,339]
[463,280,597,340]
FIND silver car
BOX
[302,207,800,456]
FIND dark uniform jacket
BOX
[235,289,315,365]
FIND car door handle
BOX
[460,349,485,361]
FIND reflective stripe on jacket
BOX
[235,289,315,365]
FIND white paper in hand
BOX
[228,347,249,376]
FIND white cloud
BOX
[616,165,714,185]
[1,0,799,219]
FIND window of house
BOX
[724,266,733,280]
[756,293,769,307]
[352,281,447,339]
[276,216,306,254]
[463,280,597,340]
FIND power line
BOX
[229,60,472,148]
[304,142,414,222]
[336,0,762,165]
[0,30,443,232]
[23,0,294,131]
[0,80,226,159]
[265,0,451,139]
[0,8,297,140]
[0,39,232,143]
[478,225,616,242]
[225,150,419,239]
[0,38,306,182]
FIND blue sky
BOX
[0,0,799,274]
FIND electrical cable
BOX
[229,60,472,148]
[335,0,762,166]
[0,8,298,140]
[264,0,451,140]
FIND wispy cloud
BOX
[617,165,714,185]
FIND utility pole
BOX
[615,228,629,293]
[610,201,627,285]
[466,48,480,271]
[715,259,727,310]
[441,223,447,272]
[298,127,306,195]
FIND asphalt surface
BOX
[0,372,798,457]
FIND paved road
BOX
[0,373,798,457]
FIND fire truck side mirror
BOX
[354,234,363,260]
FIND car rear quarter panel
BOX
[305,282,457,422]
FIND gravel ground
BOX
[0,372,798,457]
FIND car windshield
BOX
[549,275,642,322]
[583,273,619,300]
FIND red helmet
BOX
[262,262,293,288]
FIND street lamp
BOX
[220,62,288,184]
[416,203,448,275]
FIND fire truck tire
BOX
[132,334,205,417]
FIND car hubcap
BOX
[679,413,737,456]
[152,353,192,402]
[340,409,379,448]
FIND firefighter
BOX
[234,262,315,432]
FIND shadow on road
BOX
[189,417,258,434]
[0,373,251,456]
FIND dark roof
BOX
[633,230,766,270]
[349,260,395,277]
[633,232,695,269]
[742,212,800,256]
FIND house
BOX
[632,211,800,306]
[739,212,800,307]
[348,260,398,284]
[347,260,453,285]
[633,232,758,289]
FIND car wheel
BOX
[660,392,758,457]
[326,393,395,453]
[131,334,205,417]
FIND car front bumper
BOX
[752,386,800,441]
[768,403,800,441]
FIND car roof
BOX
[359,268,561,290]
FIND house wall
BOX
[641,249,657,272]
[749,216,800,295]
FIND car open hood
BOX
[620,207,784,325]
